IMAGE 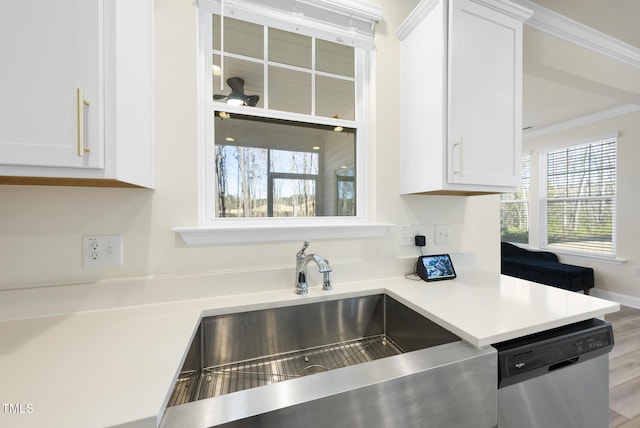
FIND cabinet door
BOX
[0,0,103,169]
[447,0,521,188]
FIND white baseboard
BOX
[591,288,640,309]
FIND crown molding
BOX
[471,0,533,22]
[512,0,640,69]
[396,0,533,40]
[523,104,640,139]
[395,0,440,41]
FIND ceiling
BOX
[531,0,640,48]
[521,0,640,132]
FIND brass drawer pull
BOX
[77,88,91,157]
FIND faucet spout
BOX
[322,271,332,291]
[308,254,331,273]
[295,241,332,295]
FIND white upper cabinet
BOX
[0,0,153,188]
[0,1,102,169]
[396,0,532,195]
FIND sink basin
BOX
[168,293,460,404]
[161,293,497,428]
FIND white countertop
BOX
[0,271,619,428]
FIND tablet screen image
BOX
[417,254,456,281]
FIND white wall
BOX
[521,21,640,301]
[524,110,640,299]
[0,0,499,293]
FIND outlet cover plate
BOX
[435,224,452,245]
[83,235,123,267]
[399,224,422,247]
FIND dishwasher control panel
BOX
[492,318,614,388]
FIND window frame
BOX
[173,0,390,245]
[539,137,617,258]
[500,152,530,245]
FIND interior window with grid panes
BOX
[210,14,360,219]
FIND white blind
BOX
[541,139,616,256]
[203,0,382,48]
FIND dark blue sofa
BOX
[501,242,594,294]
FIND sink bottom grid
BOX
[168,334,402,406]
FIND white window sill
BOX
[548,249,626,265]
[503,243,626,264]
[173,221,393,246]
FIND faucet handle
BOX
[297,240,310,258]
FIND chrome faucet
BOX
[295,240,332,295]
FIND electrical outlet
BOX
[83,235,123,267]
[435,224,452,245]
[399,224,422,247]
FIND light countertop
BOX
[0,271,619,428]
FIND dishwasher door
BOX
[493,318,614,428]
[498,354,609,428]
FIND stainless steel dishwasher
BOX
[492,318,614,428]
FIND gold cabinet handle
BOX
[453,137,463,176]
[77,88,91,157]
[459,137,463,176]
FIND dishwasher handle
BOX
[493,319,614,389]
[497,350,609,388]
[548,356,579,372]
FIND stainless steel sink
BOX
[161,294,497,428]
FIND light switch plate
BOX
[435,224,452,245]
[83,235,123,267]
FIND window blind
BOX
[541,139,616,256]
[203,0,382,48]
